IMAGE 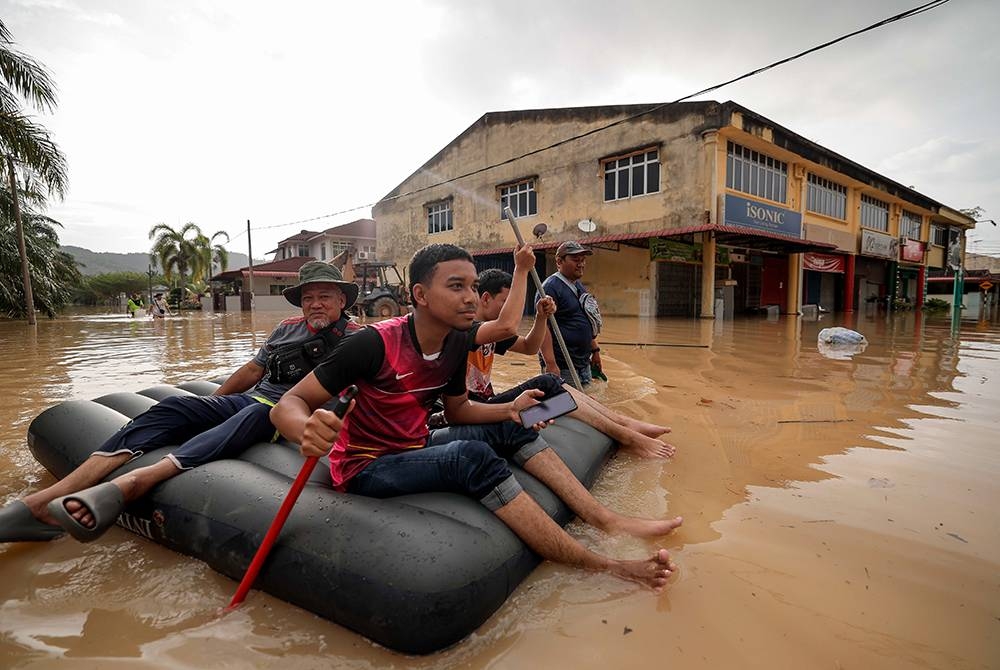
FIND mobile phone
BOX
[518,391,577,428]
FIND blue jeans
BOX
[95,394,276,469]
[346,421,550,511]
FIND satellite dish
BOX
[577,219,597,234]
[532,223,548,239]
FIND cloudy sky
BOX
[5,0,999,258]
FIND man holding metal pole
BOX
[502,207,585,390]
[538,241,603,387]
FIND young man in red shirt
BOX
[271,244,682,591]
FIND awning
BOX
[471,223,838,256]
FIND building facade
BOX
[268,218,377,263]
[373,101,976,317]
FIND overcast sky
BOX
[5,0,999,259]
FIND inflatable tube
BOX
[26,382,613,654]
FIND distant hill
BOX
[61,246,261,277]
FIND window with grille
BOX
[806,174,847,220]
[297,244,309,257]
[860,194,889,232]
[725,141,787,203]
[901,211,922,240]
[931,224,948,246]
[603,148,660,202]
[427,201,454,234]
[500,180,537,218]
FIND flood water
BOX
[1,306,997,669]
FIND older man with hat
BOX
[0,261,360,543]
[539,240,604,386]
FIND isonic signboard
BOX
[723,193,802,238]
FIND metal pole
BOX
[503,206,583,390]
[6,155,35,325]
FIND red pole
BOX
[226,385,358,610]
[844,254,856,313]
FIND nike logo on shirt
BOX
[395,371,414,380]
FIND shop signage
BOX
[900,238,925,263]
[650,238,730,265]
[723,194,802,238]
[860,229,898,260]
[802,252,844,273]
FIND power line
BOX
[235,0,951,244]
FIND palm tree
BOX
[207,230,230,278]
[0,19,68,322]
[149,221,203,290]
[0,185,81,317]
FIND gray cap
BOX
[556,240,593,258]
[282,261,359,309]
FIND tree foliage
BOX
[149,222,230,289]
[0,188,81,316]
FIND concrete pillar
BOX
[786,253,801,315]
[844,254,856,313]
[700,231,716,318]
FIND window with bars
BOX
[499,180,537,218]
[603,148,660,201]
[860,194,889,232]
[931,224,948,246]
[297,244,309,257]
[900,211,923,240]
[725,141,788,203]
[427,201,454,234]
[806,174,847,220]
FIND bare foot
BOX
[624,419,670,438]
[619,433,677,459]
[607,548,676,591]
[604,514,683,539]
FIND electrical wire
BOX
[232,0,952,243]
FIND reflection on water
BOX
[1,306,998,669]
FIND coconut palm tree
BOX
[0,185,81,317]
[0,19,68,321]
[0,20,66,197]
[149,221,203,290]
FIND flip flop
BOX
[46,482,125,543]
[0,500,65,542]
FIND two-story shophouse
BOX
[373,101,975,317]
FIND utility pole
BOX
[246,219,254,312]
[6,155,35,325]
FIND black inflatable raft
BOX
[26,381,613,654]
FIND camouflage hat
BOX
[282,261,359,309]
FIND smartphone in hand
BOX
[518,391,578,428]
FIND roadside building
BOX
[268,218,377,264]
[373,101,976,317]
[210,256,313,311]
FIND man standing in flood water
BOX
[539,241,604,385]
[0,262,360,543]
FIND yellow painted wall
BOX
[375,108,714,314]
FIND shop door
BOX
[760,256,788,307]
[656,262,701,316]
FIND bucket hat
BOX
[282,261,359,309]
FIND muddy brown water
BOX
[1,307,997,669]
